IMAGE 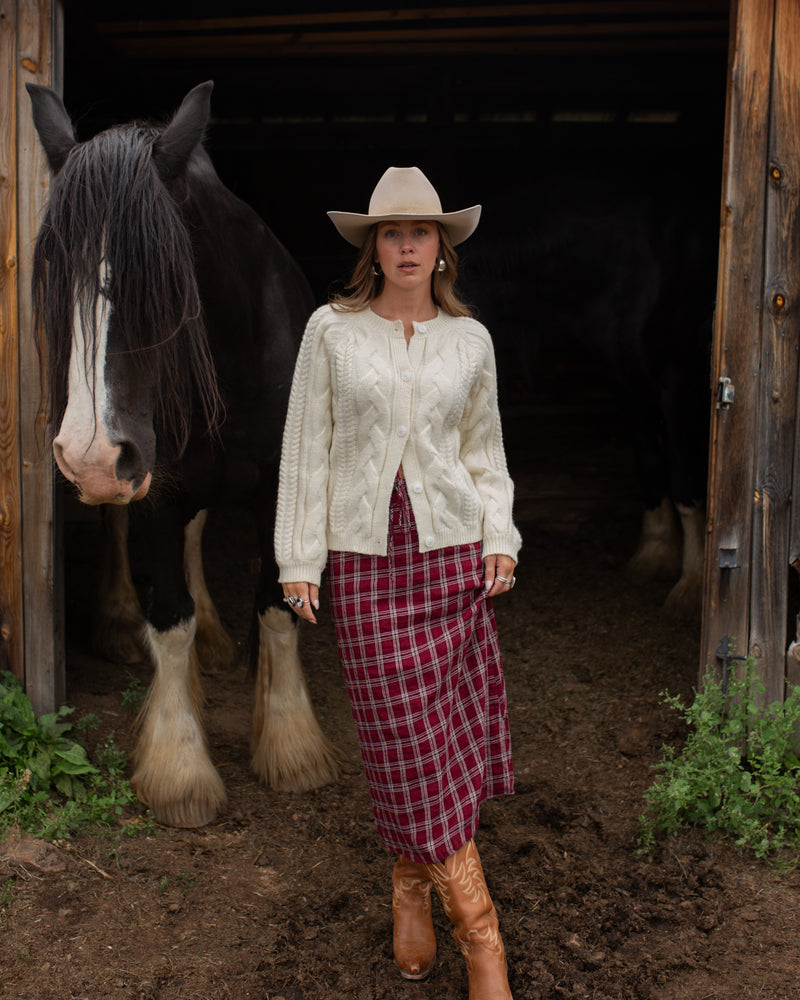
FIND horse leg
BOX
[184,509,238,674]
[660,357,709,616]
[664,501,705,615]
[249,501,340,791]
[251,605,341,791]
[92,504,148,663]
[131,508,226,827]
[626,412,683,581]
[627,498,683,582]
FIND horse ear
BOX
[153,81,214,182]
[26,83,77,173]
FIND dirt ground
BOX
[3,401,800,1000]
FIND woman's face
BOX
[374,220,440,295]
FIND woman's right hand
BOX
[281,583,319,624]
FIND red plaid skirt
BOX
[327,475,514,864]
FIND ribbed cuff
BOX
[277,561,326,586]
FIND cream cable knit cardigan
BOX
[275,304,522,585]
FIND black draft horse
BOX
[27,81,339,827]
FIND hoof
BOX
[132,763,227,828]
[251,607,341,792]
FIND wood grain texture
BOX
[701,0,773,688]
[18,0,63,714]
[0,0,61,710]
[0,1,23,679]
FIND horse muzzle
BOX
[54,434,153,505]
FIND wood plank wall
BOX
[0,0,63,713]
[702,0,800,704]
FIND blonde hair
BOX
[330,223,473,317]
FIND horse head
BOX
[27,82,221,504]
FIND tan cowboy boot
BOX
[426,839,513,1000]
[392,855,437,979]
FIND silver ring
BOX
[284,595,296,607]
[496,575,516,589]
[296,597,305,609]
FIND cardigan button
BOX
[425,535,435,547]
[397,425,407,437]
[418,323,428,333]
[401,370,411,382]
[412,482,423,493]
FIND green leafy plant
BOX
[0,671,150,840]
[639,659,800,861]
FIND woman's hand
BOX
[281,582,320,623]
[483,554,517,598]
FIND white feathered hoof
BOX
[627,499,682,582]
[251,607,341,792]
[131,620,227,827]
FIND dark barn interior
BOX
[59,0,730,550]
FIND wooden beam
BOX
[701,0,773,693]
[107,33,729,61]
[749,0,800,700]
[18,0,64,715]
[0,0,60,710]
[0,0,24,680]
[97,2,732,37]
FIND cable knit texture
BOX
[275,304,522,584]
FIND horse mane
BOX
[32,121,222,458]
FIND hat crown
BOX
[367,166,443,217]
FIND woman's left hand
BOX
[484,554,517,597]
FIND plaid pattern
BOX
[327,475,513,864]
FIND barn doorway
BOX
[58,0,730,623]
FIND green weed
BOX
[639,659,800,862]
[0,671,151,840]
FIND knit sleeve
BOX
[459,329,522,563]
[274,307,334,585]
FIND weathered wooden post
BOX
[702,0,800,705]
[0,0,63,712]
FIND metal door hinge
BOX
[717,376,735,409]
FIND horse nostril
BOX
[116,441,145,483]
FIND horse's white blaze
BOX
[53,267,150,504]
[251,607,340,792]
[132,617,226,828]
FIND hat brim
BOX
[327,205,481,247]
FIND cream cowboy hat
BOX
[327,166,481,247]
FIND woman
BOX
[275,166,521,999]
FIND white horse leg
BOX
[184,509,238,674]
[626,497,682,581]
[664,501,705,616]
[92,504,148,663]
[251,607,340,792]
[131,617,226,827]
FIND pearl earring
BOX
[437,259,446,273]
